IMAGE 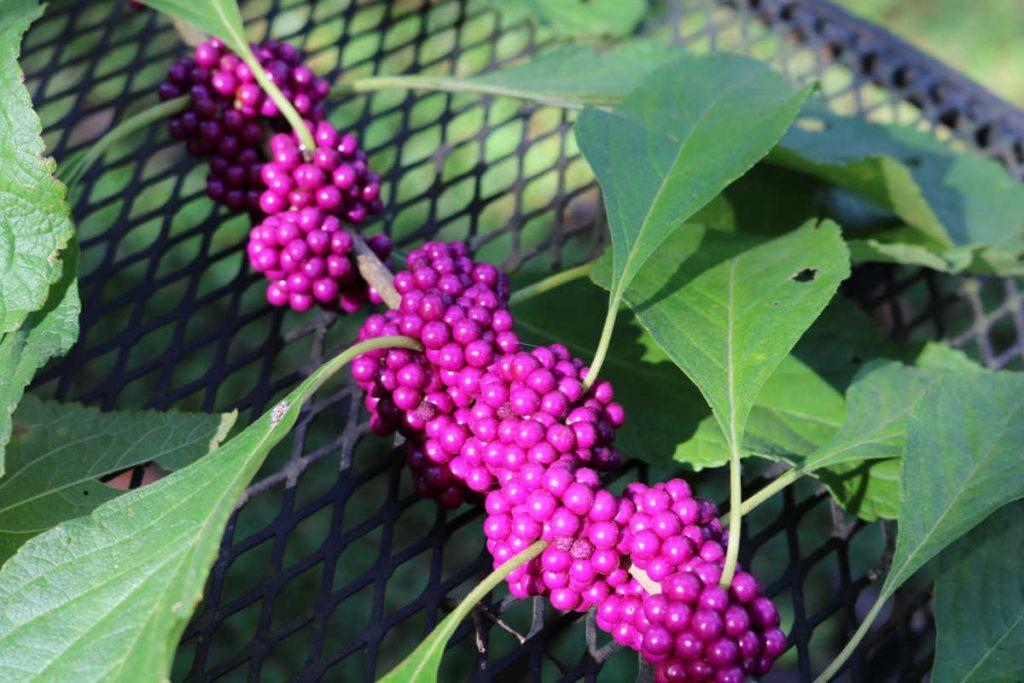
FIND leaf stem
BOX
[59,96,189,188]
[738,467,805,516]
[327,334,423,377]
[508,263,593,306]
[719,438,744,588]
[239,52,316,153]
[813,591,888,682]
[584,290,621,390]
[331,74,604,110]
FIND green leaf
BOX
[933,501,1024,683]
[0,236,79,475]
[0,0,75,339]
[139,0,247,55]
[477,0,647,39]
[813,345,984,522]
[0,336,418,683]
[773,103,1024,268]
[379,542,546,683]
[574,52,811,313]
[0,395,235,563]
[819,458,901,522]
[881,370,1024,601]
[847,236,960,273]
[800,361,934,471]
[915,341,984,373]
[595,220,849,451]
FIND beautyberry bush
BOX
[2,3,1023,683]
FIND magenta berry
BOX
[247,208,391,312]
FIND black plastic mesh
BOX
[19,0,1024,681]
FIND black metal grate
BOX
[19,0,1024,680]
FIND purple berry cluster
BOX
[351,240,787,679]
[161,39,390,315]
[158,38,329,214]
[247,208,392,313]
[350,241,516,508]
[257,123,382,223]
[597,482,787,682]
[247,123,386,312]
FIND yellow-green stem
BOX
[584,290,621,390]
[739,467,805,516]
[240,53,316,153]
[719,438,744,588]
[813,591,888,682]
[340,335,423,365]
[59,96,189,188]
[508,263,592,306]
[331,75,610,110]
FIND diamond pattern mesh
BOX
[20,0,1024,680]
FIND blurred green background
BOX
[834,0,1024,106]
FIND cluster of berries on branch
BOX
[159,37,785,680]
[159,39,387,314]
[352,241,786,681]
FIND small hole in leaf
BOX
[792,268,817,283]
[904,156,923,167]
[773,301,780,306]
[83,490,89,496]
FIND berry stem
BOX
[331,75,609,110]
[738,466,805,516]
[349,230,402,309]
[239,52,317,153]
[59,95,189,189]
[507,262,592,306]
[584,291,621,390]
[719,438,744,588]
[813,591,888,682]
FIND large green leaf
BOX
[139,0,247,55]
[0,336,417,682]
[815,344,985,522]
[574,53,811,314]
[881,370,1024,601]
[0,395,235,563]
[0,237,79,475]
[0,0,74,338]
[933,501,1024,683]
[773,103,1024,269]
[477,0,648,39]
[378,541,546,683]
[0,0,79,476]
[594,220,849,451]
[800,361,934,471]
